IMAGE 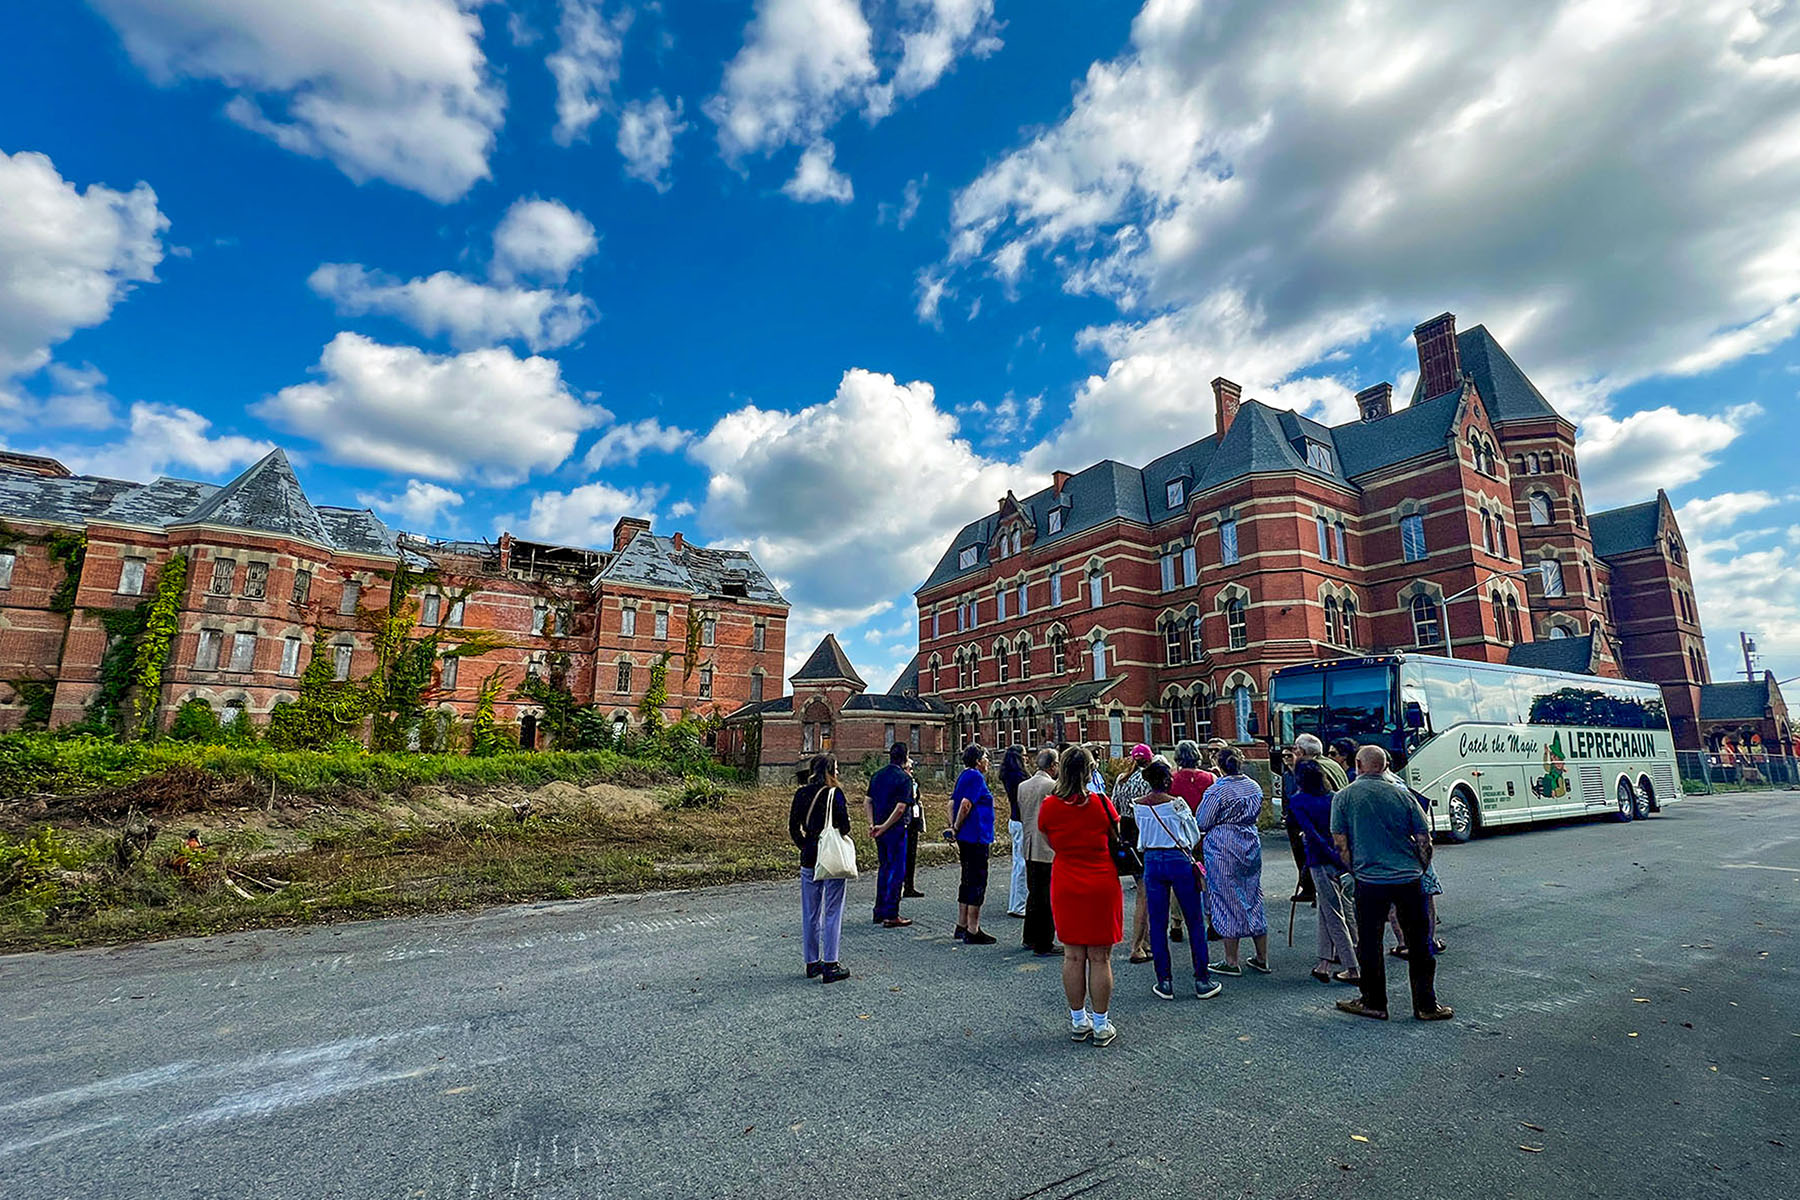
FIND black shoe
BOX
[964,930,997,945]
[903,889,925,898]
[1170,925,1184,943]
[806,961,823,978]
[954,925,967,941]
[821,962,850,983]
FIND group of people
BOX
[787,733,1451,1041]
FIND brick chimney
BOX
[612,515,651,551]
[671,532,685,551]
[1211,377,1243,437]
[1355,382,1393,423]
[1052,470,1072,493]
[497,531,514,571]
[1413,312,1462,399]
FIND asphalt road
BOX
[3,792,1796,1200]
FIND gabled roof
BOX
[1700,680,1776,722]
[1197,402,1343,492]
[316,507,401,558]
[100,477,220,527]
[598,532,786,604]
[1507,636,1597,675]
[1043,675,1125,712]
[1332,388,1463,478]
[1589,499,1662,559]
[844,693,949,714]
[792,634,866,687]
[172,449,333,547]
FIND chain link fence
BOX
[1677,749,1799,793]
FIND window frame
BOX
[1219,518,1240,565]
[1226,599,1247,650]
[228,631,257,673]
[209,557,237,596]
[1166,479,1185,510]
[1400,513,1427,562]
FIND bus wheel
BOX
[1613,778,1636,823]
[1633,777,1655,820]
[1445,789,1475,843]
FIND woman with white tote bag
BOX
[789,753,857,983]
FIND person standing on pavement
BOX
[1168,740,1217,944]
[789,754,852,983]
[1283,734,1349,906]
[903,757,925,898]
[1329,738,1359,782]
[1331,745,1453,1022]
[1018,747,1061,955]
[945,744,998,945]
[866,742,915,929]
[1038,745,1125,1046]
[1273,744,1313,905]
[1288,759,1356,985]
[1001,744,1031,919]
[1194,748,1270,977]
[1135,757,1221,1002]
[1111,744,1155,964]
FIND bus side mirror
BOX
[1246,712,1261,737]
[1404,702,1425,730]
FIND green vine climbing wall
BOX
[129,554,188,737]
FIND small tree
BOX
[638,652,672,735]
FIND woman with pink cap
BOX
[1112,743,1156,963]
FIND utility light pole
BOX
[1436,568,1538,659]
[1741,631,1759,683]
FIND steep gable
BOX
[791,633,866,688]
[172,449,333,547]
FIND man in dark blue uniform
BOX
[866,741,915,927]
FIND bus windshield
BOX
[1270,664,1397,745]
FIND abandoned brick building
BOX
[0,448,787,742]
[910,312,1715,753]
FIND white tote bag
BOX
[811,784,859,881]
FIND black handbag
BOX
[1102,796,1143,877]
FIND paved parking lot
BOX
[2,791,1795,1199]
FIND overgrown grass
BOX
[0,732,735,798]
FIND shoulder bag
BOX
[811,785,859,881]
[1143,798,1206,895]
[1100,795,1142,877]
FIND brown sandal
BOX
[1335,997,1388,1021]
[1414,1004,1455,1021]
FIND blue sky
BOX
[3,1,1798,693]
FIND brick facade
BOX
[912,314,1712,752]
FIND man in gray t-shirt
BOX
[1328,746,1451,1023]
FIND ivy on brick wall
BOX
[469,668,511,757]
[265,635,367,750]
[638,652,672,735]
[77,603,154,735]
[0,522,88,613]
[129,554,189,737]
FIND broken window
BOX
[194,629,222,670]
[339,579,360,614]
[119,557,146,595]
[421,593,441,626]
[281,636,302,677]
[209,558,236,595]
[243,561,268,599]
[292,569,311,605]
[229,632,257,672]
[333,642,353,680]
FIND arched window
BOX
[928,654,941,692]
[1091,635,1109,682]
[1317,515,1331,559]
[1584,561,1595,594]
[1225,598,1248,650]
[1017,634,1033,681]
[1088,566,1105,607]
[1515,454,1527,475]
[1540,558,1565,598]
[1232,685,1253,743]
[1411,595,1443,647]
[1193,688,1213,740]
[1491,591,1508,642]
[1169,695,1188,744]
[1324,596,1341,647]
[1482,510,1496,553]
[1505,596,1522,644]
[1528,492,1552,526]
[1496,515,1509,558]
[1571,492,1585,528]
[1528,452,1540,473]
[997,643,1010,684]
[1548,624,1570,640]
[1051,632,1067,675]
[1341,597,1358,650]
[1333,521,1348,564]
[1163,620,1183,666]
[1189,614,1204,662]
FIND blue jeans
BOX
[1144,849,1210,986]
[1008,819,1028,913]
[874,825,909,920]
[800,867,846,965]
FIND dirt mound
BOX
[582,783,660,818]
[55,766,266,822]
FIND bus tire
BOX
[1613,778,1636,823]
[1634,776,1655,819]
[1445,788,1476,843]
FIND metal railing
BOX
[1676,750,1798,793]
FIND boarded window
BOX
[281,636,302,677]
[339,579,360,614]
[333,643,353,680]
[421,593,441,626]
[532,604,548,634]
[702,617,716,646]
[229,632,257,672]
[441,655,459,691]
[243,562,269,599]
[654,610,669,640]
[115,557,146,595]
[292,569,311,605]
[209,558,236,595]
[750,672,764,702]
[621,607,637,637]
[0,551,13,589]
[445,598,464,627]
[753,621,765,651]
[195,629,222,670]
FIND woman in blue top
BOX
[1134,757,1222,1002]
[1288,759,1358,984]
[945,744,997,945]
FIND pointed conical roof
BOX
[172,449,332,547]
[791,634,866,689]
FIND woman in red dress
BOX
[1037,745,1125,1046]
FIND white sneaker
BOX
[1090,1019,1118,1047]
[1069,1014,1093,1042]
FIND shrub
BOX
[167,699,223,744]
[0,826,88,920]
[669,777,729,809]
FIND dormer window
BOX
[1047,509,1063,535]
[1304,441,1332,472]
[959,545,978,570]
[1166,479,1185,510]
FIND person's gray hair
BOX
[1174,739,1202,768]
[1355,744,1390,774]
[1036,747,1059,771]
[1294,733,1324,759]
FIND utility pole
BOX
[1741,631,1759,683]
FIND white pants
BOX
[1008,819,1028,914]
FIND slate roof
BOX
[172,450,334,548]
[599,533,786,605]
[1506,636,1597,675]
[0,472,138,525]
[844,693,949,714]
[316,507,402,558]
[1406,325,1559,424]
[791,634,866,687]
[726,696,795,719]
[100,477,220,526]
[1699,680,1776,722]
[1332,388,1463,478]
[1197,401,1346,492]
[1043,676,1125,712]
[1589,499,1662,559]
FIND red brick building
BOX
[0,449,787,742]
[910,313,1714,752]
[720,634,952,782]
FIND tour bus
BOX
[1268,653,1680,842]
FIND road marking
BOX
[1718,863,1800,872]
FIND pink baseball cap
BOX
[1129,743,1154,762]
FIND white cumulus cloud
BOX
[44,402,273,481]
[516,480,664,548]
[91,0,504,203]
[547,0,630,146]
[1576,404,1762,510]
[308,263,595,352]
[781,141,854,204]
[254,332,607,484]
[491,197,599,285]
[617,93,688,191]
[583,418,691,469]
[356,478,465,530]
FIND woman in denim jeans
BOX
[789,754,852,983]
[1134,758,1221,1001]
